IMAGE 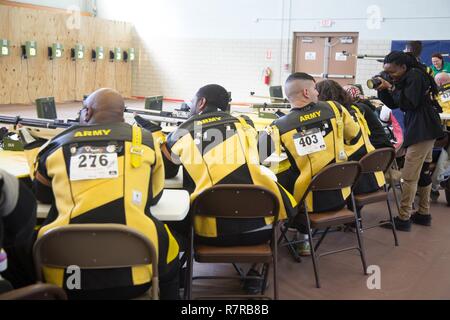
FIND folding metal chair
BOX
[354,148,399,246]
[279,162,366,288]
[185,185,280,300]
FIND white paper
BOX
[305,52,317,61]
[294,131,326,156]
[335,52,348,61]
[70,153,118,181]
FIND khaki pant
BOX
[399,140,435,220]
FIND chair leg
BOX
[314,227,330,252]
[185,252,193,300]
[261,263,270,296]
[273,224,278,300]
[185,230,195,300]
[277,222,288,246]
[354,218,368,275]
[232,264,246,278]
[308,226,321,288]
[386,198,399,247]
[279,223,302,263]
[273,254,278,300]
[390,176,402,217]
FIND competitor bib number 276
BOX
[70,146,119,181]
[294,129,326,156]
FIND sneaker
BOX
[242,269,264,295]
[296,241,311,257]
[380,217,411,232]
[411,212,432,226]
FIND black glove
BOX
[134,115,162,133]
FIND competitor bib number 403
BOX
[70,146,119,181]
[294,129,326,156]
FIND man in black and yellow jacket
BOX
[436,72,450,128]
[27,88,180,300]
[156,84,296,247]
[259,73,364,214]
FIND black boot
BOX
[411,212,432,226]
[381,217,411,232]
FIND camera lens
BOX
[367,78,382,90]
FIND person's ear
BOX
[198,97,207,113]
[85,106,94,123]
[303,88,309,99]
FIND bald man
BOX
[29,88,180,300]
[79,88,125,125]
[259,73,363,257]
[436,72,450,125]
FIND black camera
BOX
[367,72,392,90]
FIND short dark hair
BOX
[432,53,444,62]
[286,72,315,84]
[406,41,423,58]
[196,84,230,112]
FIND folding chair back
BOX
[359,148,396,174]
[193,184,279,219]
[33,224,159,299]
[307,162,361,194]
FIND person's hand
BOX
[375,77,393,91]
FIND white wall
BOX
[97,0,450,40]
[15,0,449,99]
[26,0,449,100]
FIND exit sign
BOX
[319,19,334,27]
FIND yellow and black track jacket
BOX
[165,111,297,241]
[29,123,179,291]
[345,104,386,195]
[438,83,450,126]
[260,101,376,213]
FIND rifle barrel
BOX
[0,115,72,129]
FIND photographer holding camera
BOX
[373,51,444,232]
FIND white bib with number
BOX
[70,146,119,181]
[294,129,326,156]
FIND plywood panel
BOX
[0,5,134,105]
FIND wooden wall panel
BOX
[0,5,134,105]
